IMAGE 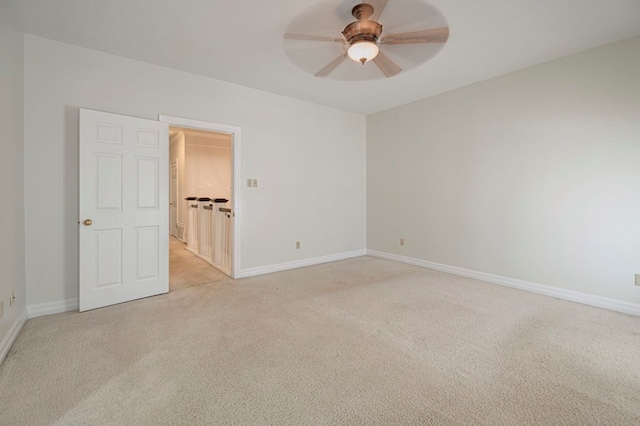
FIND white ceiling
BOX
[11,0,640,115]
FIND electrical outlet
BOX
[252,179,258,188]
[10,291,15,306]
[296,241,300,249]
[247,178,252,187]
[635,274,640,287]
[400,238,405,246]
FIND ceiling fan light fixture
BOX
[347,40,379,64]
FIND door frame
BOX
[169,159,178,238]
[159,115,241,279]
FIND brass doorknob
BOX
[83,219,93,226]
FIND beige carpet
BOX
[169,236,227,291]
[1,257,639,425]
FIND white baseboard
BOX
[27,298,79,318]
[0,309,28,365]
[367,250,640,317]
[176,222,185,241]
[237,249,367,279]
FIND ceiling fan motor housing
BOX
[342,20,382,45]
[342,3,383,45]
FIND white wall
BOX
[367,35,640,305]
[185,138,232,201]
[0,0,26,347]
[24,36,366,307]
[169,131,186,232]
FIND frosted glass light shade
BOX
[347,41,379,64]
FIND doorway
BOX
[167,126,233,290]
[79,109,241,311]
[160,115,242,286]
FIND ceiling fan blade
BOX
[372,50,402,78]
[381,27,450,45]
[315,54,347,77]
[284,33,345,43]
[370,0,388,21]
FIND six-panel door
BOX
[79,109,169,311]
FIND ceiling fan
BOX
[284,1,449,78]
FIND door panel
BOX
[80,108,169,311]
[136,226,160,281]
[135,157,159,209]
[135,128,160,148]
[95,122,123,144]
[96,228,123,287]
[96,154,123,210]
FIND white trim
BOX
[367,250,640,317]
[159,115,242,279]
[27,298,79,318]
[0,309,28,365]
[170,159,179,237]
[237,250,367,279]
[175,222,186,242]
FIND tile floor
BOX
[169,236,228,291]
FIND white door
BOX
[170,160,178,237]
[79,109,169,311]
